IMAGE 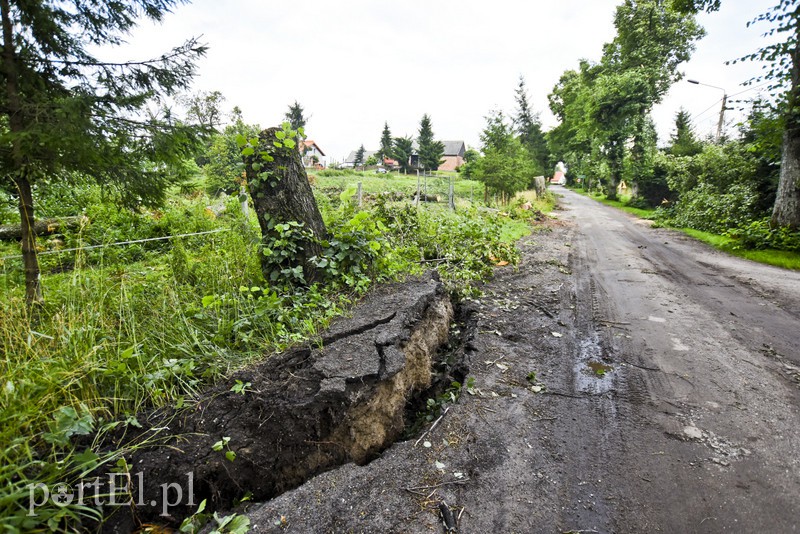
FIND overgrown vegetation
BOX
[0,173,554,531]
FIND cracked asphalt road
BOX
[244,187,800,533]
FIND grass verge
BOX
[680,228,800,270]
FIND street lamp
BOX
[687,79,727,141]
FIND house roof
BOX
[441,140,466,157]
[345,149,377,164]
[300,140,325,156]
[409,139,465,156]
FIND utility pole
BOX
[716,93,727,142]
[688,79,728,142]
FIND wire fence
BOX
[0,228,229,262]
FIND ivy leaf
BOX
[275,130,286,140]
[283,138,296,149]
[241,146,254,157]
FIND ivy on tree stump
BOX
[242,125,327,285]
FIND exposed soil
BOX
[230,187,800,533]
[100,275,459,532]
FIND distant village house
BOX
[299,140,326,169]
[345,139,466,172]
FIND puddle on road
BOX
[574,332,614,394]
[587,360,613,376]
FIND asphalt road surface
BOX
[245,187,800,533]
[548,186,800,532]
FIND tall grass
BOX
[0,193,349,531]
[0,182,552,530]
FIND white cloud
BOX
[117,0,779,165]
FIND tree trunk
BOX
[0,216,82,241]
[244,127,327,285]
[15,176,43,303]
[772,129,800,229]
[772,39,800,229]
[2,0,42,305]
[605,136,624,201]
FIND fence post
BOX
[449,177,455,211]
[357,182,363,207]
[415,173,421,207]
[239,185,249,218]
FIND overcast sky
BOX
[120,0,779,165]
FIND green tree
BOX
[514,76,549,176]
[285,101,307,131]
[673,0,800,227]
[459,147,480,178]
[601,0,704,199]
[669,108,703,156]
[204,108,260,195]
[393,136,414,173]
[0,0,207,305]
[417,114,445,171]
[475,111,534,202]
[354,144,366,168]
[548,0,702,201]
[378,121,394,162]
[181,90,226,132]
[548,62,602,186]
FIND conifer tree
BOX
[417,114,444,171]
[0,0,207,305]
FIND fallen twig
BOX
[597,319,631,326]
[415,406,450,447]
[404,479,471,493]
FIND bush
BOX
[664,182,761,234]
[726,218,800,251]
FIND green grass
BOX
[584,190,657,219]
[312,170,483,204]
[680,228,800,270]
[0,178,553,530]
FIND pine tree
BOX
[285,101,307,131]
[668,108,702,157]
[354,144,366,168]
[378,122,394,163]
[0,0,207,305]
[393,136,414,174]
[514,76,549,175]
[417,114,444,171]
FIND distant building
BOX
[439,140,466,171]
[344,139,467,171]
[343,149,377,168]
[299,140,326,169]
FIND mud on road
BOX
[225,188,800,534]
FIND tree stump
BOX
[243,126,327,284]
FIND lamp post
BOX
[687,79,727,141]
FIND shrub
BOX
[726,218,800,251]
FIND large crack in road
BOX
[242,187,800,533]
